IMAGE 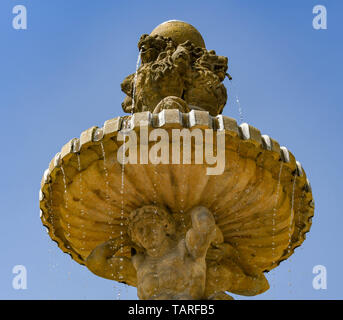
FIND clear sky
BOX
[0,0,342,300]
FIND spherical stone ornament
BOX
[150,20,206,48]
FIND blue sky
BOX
[0,0,342,299]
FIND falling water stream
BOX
[289,176,297,247]
[114,47,140,298]
[47,180,59,271]
[77,153,90,298]
[118,132,126,299]
[100,142,116,239]
[100,142,110,203]
[60,165,68,209]
[131,50,142,115]
[117,48,142,297]
[152,151,158,296]
[101,138,116,296]
[288,175,297,293]
[228,80,244,124]
[77,154,86,253]
[60,164,71,250]
[271,162,284,292]
[180,165,185,229]
[117,119,133,299]
[213,174,219,294]
[57,165,72,289]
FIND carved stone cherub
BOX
[85,205,269,300]
[86,205,227,299]
[121,34,231,116]
[127,205,226,300]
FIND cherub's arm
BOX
[85,238,137,286]
[205,257,269,297]
[185,206,217,259]
[205,242,270,297]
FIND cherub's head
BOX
[128,206,175,254]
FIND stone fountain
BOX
[39,20,314,300]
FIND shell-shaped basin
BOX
[39,110,314,278]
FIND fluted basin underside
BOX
[40,110,314,286]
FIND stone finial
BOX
[150,20,206,48]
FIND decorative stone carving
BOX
[153,96,190,114]
[121,32,230,116]
[87,205,237,300]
